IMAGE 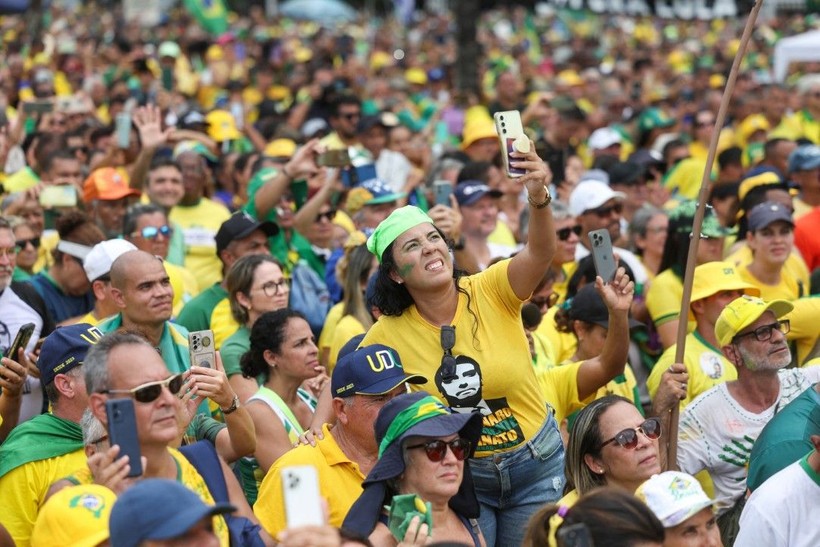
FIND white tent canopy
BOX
[773,30,820,82]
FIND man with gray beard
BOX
[674,295,820,546]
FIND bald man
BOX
[97,251,193,379]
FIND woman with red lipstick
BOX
[361,143,637,547]
[236,308,323,504]
[561,395,662,507]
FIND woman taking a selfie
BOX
[360,142,636,547]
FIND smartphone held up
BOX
[493,110,529,178]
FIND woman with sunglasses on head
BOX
[343,392,485,546]
[561,395,662,507]
[236,308,324,504]
[352,142,636,547]
[222,254,291,404]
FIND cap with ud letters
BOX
[715,295,794,347]
[331,344,426,397]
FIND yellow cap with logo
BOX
[715,295,793,347]
[31,484,116,547]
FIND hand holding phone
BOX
[433,180,453,207]
[493,110,528,178]
[589,229,617,283]
[4,323,35,359]
[105,398,144,477]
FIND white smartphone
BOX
[589,229,617,283]
[281,465,323,528]
[493,110,528,178]
[188,330,216,368]
[115,112,131,149]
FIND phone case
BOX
[281,466,323,528]
[4,323,35,359]
[589,229,617,283]
[433,180,453,207]
[493,110,528,178]
[106,398,144,477]
[189,330,216,368]
[39,185,78,208]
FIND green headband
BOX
[378,395,449,458]
[367,205,435,263]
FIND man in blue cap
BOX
[254,344,426,538]
[0,323,102,547]
[109,478,234,547]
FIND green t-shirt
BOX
[176,283,228,333]
[747,385,820,491]
[221,325,250,380]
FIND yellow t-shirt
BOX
[726,244,810,295]
[536,305,577,365]
[539,360,586,425]
[210,297,240,351]
[771,110,820,144]
[166,261,202,318]
[738,264,805,302]
[785,297,820,366]
[646,269,685,327]
[328,314,366,373]
[318,302,345,362]
[647,331,737,409]
[254,424,366,538]
[169,198,232,289]
[0,449,86,547]
[362,260,548,456]
[488,219,517,247]
[551,262,579,305]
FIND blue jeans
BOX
[469,413,565,547]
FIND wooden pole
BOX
[665,0,765,470]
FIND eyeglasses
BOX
[100,374,185,404]
[131,225,173,240]
[531,292,559,309]
[0,247,19,259]
[599,417,662,450]
[732,320,790,344]
[406,438,472,462]
[315,210,337,223]
[257,278,291,297]
[439,325,457,382]
[588,203,623,218]
[341,112,361,121]
[557,225,582,241]
[16,237,41,250]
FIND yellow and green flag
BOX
[184,0,228,35]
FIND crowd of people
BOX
[0,2,819,546]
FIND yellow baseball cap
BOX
[31,484,116,547]
[263,138,297,159]
[715,295,793,347]
[691,262,760,303]
[206,109,242,142]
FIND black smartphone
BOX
[589,228,617,283]
[105,398,144,477]
[23,101,54,115]
[4,323,35,360]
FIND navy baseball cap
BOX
[360,179,406,205]
[331,344,427,397]
[38,324,103,386]
[109,479,235,547]
[215,211,279,255]
[454,181,502,207]
[747,201,794,232]
[569,285,644,331]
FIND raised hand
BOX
[596,266,634,313]
[133,104,173,151]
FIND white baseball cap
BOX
[83,239,137,282]
[568,180,626,216]
[588,127,622,150]
[635,471,715,528]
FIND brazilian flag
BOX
[184,0,228,35]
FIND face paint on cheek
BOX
[398,262,414,278]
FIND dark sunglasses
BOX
[341,112,361,121]
[732,320,790,344]
[531,292,559,309]
[315,210,337,222]
[557,225,582,241]
[131,225,173,240]
[589,203,623,218]
[439,325,457,382]
[599,417,662,450]
[16,237,41,249]
[100,374,185,404]
[406,438,472,462]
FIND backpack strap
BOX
[179,440,229,503]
